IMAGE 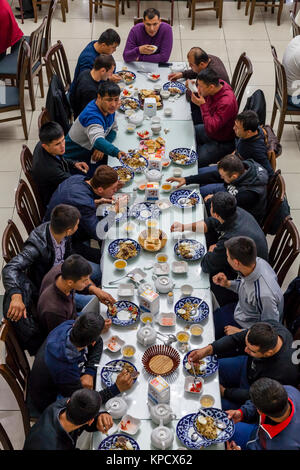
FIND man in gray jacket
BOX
[212,236,283,339]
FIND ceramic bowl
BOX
[173,168,183,177]
[104,335,125,353]
[140,312,154,324]
[129,112,144,127]
[200,394,215,408]
[190,324,203,337]
[161,182,173,192]
[114,259,127,270]
[154,83,162,92]
[180,284,193,296]
[176,330,190,343]
[147,73,160,82]
[151,116,161,124]
[118,414,141,435]
[126,123,136,133]
[184,376,204,395]
[157,311,176,327]
[155,253,168,263]
[164,108,172,117]
[121,344,136,358]
[160,90,170,99]
[151,124,162,135]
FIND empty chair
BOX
[290,10,300,38]
[2,220,24,264]
[32,0,68,23]
[44,40,71,93]
[0,422,13,450]
[231,52,253,109]
[27,17,47,111]
[270,45,300,142]
[187,0,223,30]
[261,170,286,235]
[245,0,284,25]
[135,0,175,25]
[89,0,127,26]
[20,145,46,219]
[37,107,51,130]
[15,180,42,236]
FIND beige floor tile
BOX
[0,141,29,172]
[270,40,291,61]
[52,37,92,61]
[281,173,300,210]
[276,140,300,173]
[264,17,294,41]
[181,38,228,62]
[0,172,21,208]
[138,0,180,21]
[222,1,263,20]
[0,410,25,450]
[52,18,93,39]
[53,0,90,20]
[232,61,275,86]
[225,40,273,62]
[169,39,183,61]
[179,19,225,39]
[223,19,268,40]
[92,17,139,38]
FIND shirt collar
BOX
[260,398,295,439]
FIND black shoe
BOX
[15,12,34,19]
[15,6,21,10]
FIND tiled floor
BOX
[1,0,300,449]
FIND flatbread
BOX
[149,355,174,374]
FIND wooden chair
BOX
[0,422,13,450]
[270,45,300,142]
[245,0,284,25]
[2,220,24,264]
[0,39,30,140]
[261,169,286,235]
[135,1,175,25]
[15,180,42,236]
[89,0,127,26]
[20,145,46,219]
[269,216,300,287]
[32,0,68,23]
[231,52,253,109]
[43,0,59,57]
[187,0,223,30]
[290,10,300,38]
[27,17,47,112]
[38,107,51,129]
[133,17,171,25]
[44,40,71,93]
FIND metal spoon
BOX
[197,409,227,430]
[178,189,198,206]
[191,361,198,385]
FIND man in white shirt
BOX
[282,35,300,107]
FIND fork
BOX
[190,361,197,385]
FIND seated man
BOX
[282,35,300,108]
[37,254,115,338]
[188,321,300,410]
[70,29,121,94]
[32,122,89,207]
[123,8,173,63]
[191,69,238,168]
[28,312,134,413]
[212,236,283,339]
[64,81,126,174]
[24,388,114,450]
[70,54,116,120]
[226,378,300,451]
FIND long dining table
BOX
[88,62,224,451]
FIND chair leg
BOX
[277,0,284,25]
[191,0,195,29]
[188,0,192,18]
[171,0,174,26]
[277,111,285,142]
[249,0,256,24]
[218,0,223,27]
[20,105,28,140]
[95,1,98,13]
[65,0,69,13]
[121,0,125,15]
[38,70,44,98]
[127,0,129,7]
[28,75,36,111]
[115,0,119,27]
[271,0,275,14]
[89,0,93,22]
[137,0,140,17]
[245,0,250,15]
[61,1,66,22]
[237,0,241,9]
[32,0,38,22]
[270,102,277,128]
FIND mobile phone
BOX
[158,62,173,67]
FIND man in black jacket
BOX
[24,389,113,450]
[188,320,299,410]
[32,122,89,207]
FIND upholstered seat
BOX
[0,86,19,108]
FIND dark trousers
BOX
[195,124,235,168]
[219,355,250,410]
[213,302,239,340]
[21,0,33,12]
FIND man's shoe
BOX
[15,12,34,19]
[15,6,21,10]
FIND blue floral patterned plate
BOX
[169,147,198,166]
[112,166,134,185]
[129,202,161,221]
[116,70,136,83]
[174,296,209,323]
[103,206,128,223]
[183,351,218,378]
[108,238,140,260]
[106,300,140,326]
[192,408,235,446]
[174,239,205,261]
[169,189,200,208]
[176,413,204,449]
[119,153,148,173]
[98,434,140,450]
[101,360,138,388]
[163,81,186,94]
[119,97,140,112]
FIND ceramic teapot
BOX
[137,324,157,346]
[153,275,175,294]
[105,396,128,419]
[149,403,175,425]
[151,420,174,450]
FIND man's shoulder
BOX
[79,40,96,58]
[79,101,105,126]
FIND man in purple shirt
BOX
[123,8,173,63]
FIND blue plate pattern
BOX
[174,239,205,261]
[106,300,140,326]
[119,153,149,174]
[98,434,140,450]
[176,413,206,450]
[129,202,161,220]
[163,81,186,94]
[169,189,200,208]
[101,360,138,388]
[169,147,198,166]
[116,70,136,82]
[112,166,134,185]
[174,296,209,323]
[183,351,218,378]
[192,408,235,446]
[103,206,128,223]
[119,97,140,112]
[108,238,141,260]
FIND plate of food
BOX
[142,344,180,377]
[169,147,198,166]
[183,351,219,378]
[101,359,139,387]
[137,130,151,140]
[107,300,140,326]
[147,73,160,81]
[108,239,141,260]
[121,88,133,98]
[98,434,140,450]
[129,202,161,221]
[138,228,167,252]
[103,205,128,223]
[119,97,140,112]
[174,239,205,260]
[169,189,200,209]
[116,70,136,84]
[138,89,163,109]
[112,166,134,185]
[174,296,209,323]
[119,152,148,173]
[176,413,204,450]
[192,408,235,446]
[118,415,141,435]
[163,81,186,95]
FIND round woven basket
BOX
[138,229,167,252]
[142,345,180,376]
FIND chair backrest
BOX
[0,320,31,437]
[2,219,24,264]
[38,106,51,129]
[262,169,286,235]
[15,179,42,236]
[28,16,47,73]
[16,38,30,92]
[271,45,288,110]
[20,145,45,219]
[0,422,14,450]
[231,52,253,108]
[290,11,300,38]
[43,0,59,57]
[133,16,171,25]
[269,216,300,287]
[44,40,71,93]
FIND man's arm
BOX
[201,240,227,274]
[200,100,236,137]
[123,28,141,62]
[139,26,173,63]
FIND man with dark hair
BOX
[123,8,173,63]
[64,81,126,174]
[28,312,135,413]
[70,29,121,94]
[31,122,89,207]
[226,378,300,450]
[36,254,115,337]
[212,236,283,339]
[71,54,116,119]
[191,68,238,168]
[188,320,300,410]
[23,389,113,450]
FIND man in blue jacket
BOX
[226,378,300,450]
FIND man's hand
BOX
[91,149,105,162]
[110,74,122,83]
[170,221,185,232]
[96,413,114,433]
[74,162,89,174]
[97,290,116,307]
[188,345,213,363]
[220,384,226,397]
[139,45,156,55]
[212,272,231,288]
[80,374,94,390]
[204,194,213,203]
[191,92,205,106]
[114,194,128,214]
[224,325,242,336]
[116,369,134,392]
[208,244,217,252]
[117,151,127,160]
[102,319,112,334]
[226,440,241,450]
[94,197,113,206]
[7,294,27,322]
[225,409,243,424]
[166,177,186,189]
[168,72,183,81]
